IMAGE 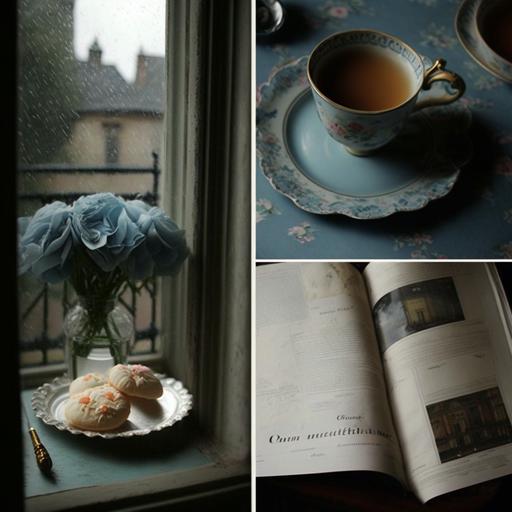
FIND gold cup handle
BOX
[414,59,465,111]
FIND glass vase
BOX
[64,295,134,379]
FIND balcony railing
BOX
[18,153,161,367]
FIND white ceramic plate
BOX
[32,375,193,438]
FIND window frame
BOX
[23,0,251,509]
[162,0,251,462]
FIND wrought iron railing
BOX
[18,153,161,367]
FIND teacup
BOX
[307,30,465,156]
[475,0,512,80]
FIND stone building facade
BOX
[65,40,164,167]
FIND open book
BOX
[256,262,512,503]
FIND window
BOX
[18,0,166,376]
[18,0,250,509]
[103,123,120,164]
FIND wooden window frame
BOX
[162,0,251,463]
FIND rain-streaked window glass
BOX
[17,0,166,368]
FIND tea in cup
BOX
[476,0,512,79]
[307,30,465,156]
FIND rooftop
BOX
[74,40,164,115]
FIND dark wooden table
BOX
[257,472,511,511]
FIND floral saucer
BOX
[455,0,512,84]
[257,57,472,219]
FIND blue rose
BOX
[18,201,73,283]
[71,193,144,272]
[124,199,151,221]
[124,201,188,279]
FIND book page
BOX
[256,263,405,482]
[364,263,512,503]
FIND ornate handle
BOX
[414,59,465,111]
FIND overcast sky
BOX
[74,0,166,82]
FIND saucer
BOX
[257,57,472,219]
[455,0,512,84]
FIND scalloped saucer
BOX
[32,375,193,439]
[257,57,472,219]
[455,0,512,84]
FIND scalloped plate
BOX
[32,375,193,439]
[256,56,472,219]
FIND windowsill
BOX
[20,353,164,389]
[22,390,249,511]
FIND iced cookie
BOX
[65,385,130,431]
[69,373,106,396]
[108,364,163,399]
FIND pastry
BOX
[108,364,163,399]
[65,385,130,431]
[69,372,106,396]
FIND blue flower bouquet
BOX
[18,193,188,377]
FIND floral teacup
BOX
[475,0,512,81]
[307,30,465,156]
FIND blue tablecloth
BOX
[256,0,512,259]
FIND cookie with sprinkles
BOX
[69,372,107,396]
[108,364,163,399]
[65,385,131,431]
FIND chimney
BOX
[135,48,148,86]
[62,0,75,60]
[89,38,102,66]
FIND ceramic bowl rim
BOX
[475,0,512,69]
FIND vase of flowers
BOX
[18,193,188,378]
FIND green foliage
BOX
[17,0,80,164]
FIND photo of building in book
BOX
[427,387,512,463]
[373,277,465,352]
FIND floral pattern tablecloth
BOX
[256,0,512,259]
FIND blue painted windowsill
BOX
[22,390,211,501]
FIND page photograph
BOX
[427,386,512,464]
[373,277,465,353]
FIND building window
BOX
[103,123,120,164]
